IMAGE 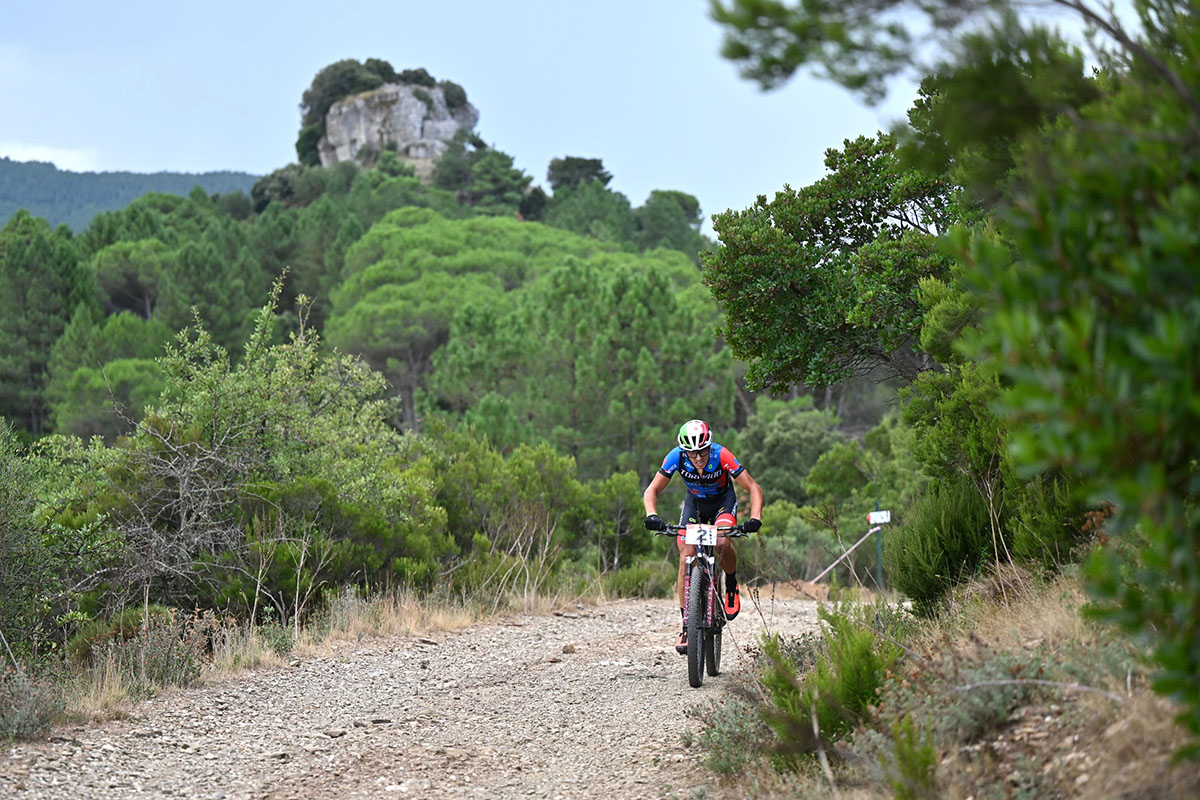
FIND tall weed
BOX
[890,713,937,800]
[93,615,205,699]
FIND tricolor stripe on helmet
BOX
[678,419,712,451]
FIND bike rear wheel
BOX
[686,562,706,688]
[705,630,721,675]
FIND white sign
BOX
[867,510,891,525]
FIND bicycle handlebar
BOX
[652,524,748,537]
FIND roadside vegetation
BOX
[3,3,1199,794]
[689,570,1200,798]
[679,0,1200,793]
[5,584,613,731]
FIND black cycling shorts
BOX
[678,482,738,526]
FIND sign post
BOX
[868,507,891,589]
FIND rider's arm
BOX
[734,469,764,520]
[643,472,671,516]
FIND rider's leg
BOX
[714,510,739,583]
[720,540,737,575]
[675,541,696,654]
[715,510,741,619]
[676,494,700,612]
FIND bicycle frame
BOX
[656,522,746,687]
[681,523,723,630]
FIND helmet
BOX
[677,419,712,452]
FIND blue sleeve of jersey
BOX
[659,448,681,477]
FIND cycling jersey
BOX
[658,443,745,498]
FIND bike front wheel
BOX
[706,570,723,676]
[686,562,706,688]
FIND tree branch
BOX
[952,677,1126,703]
[1049,0,1200,125]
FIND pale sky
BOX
[1,1,920,230]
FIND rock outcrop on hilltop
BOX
[318,83,479,175]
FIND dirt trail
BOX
[1,591,819,799]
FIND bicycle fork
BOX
[682,553,717,628]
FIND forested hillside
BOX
[0,157,258,232]
[2,21,1199,795]
[0,42,900,694]
[2,96,859,668]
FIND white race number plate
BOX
[684,523,718,546]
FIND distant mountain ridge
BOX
[0,157,259,233]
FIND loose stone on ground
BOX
[0,593,818,799]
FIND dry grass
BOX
[933,567,1095,655]
[726,761,889,800]
[290,586,592,658]
[916,569,1200,798]
[701,568,1200,799]
[59,588,505,720]
[306,588,481,646]
[64,660,135,723]
[206,624,286,677]
[1078,693,1200,800]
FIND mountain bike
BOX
[655,522,747,688]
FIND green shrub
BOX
[251,163,303,211]
[0,664,61,741]
[1009,473,1086,572]
[882,645,1058,746]
[96,615,205,698]
[254,623,294,656]
[689,690,774,775]
[363,57,398,83]
[398,68,436,87]
[66,604,174,665]
[885,477,994,615]
[375,151,415,179]
[761,606,902,767]
[891,713,938,800]
[295,124,322,167]
[439,80,467,110]
[601,560,674,598]
[803,608,902,738]
[0,422,56,649]
[412,88,433,112]
[356,142,380,166]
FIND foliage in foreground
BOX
[761,605,902,766]
[966,13,1200,743]
[710,0,1200,746]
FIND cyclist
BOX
[642,419,763,654]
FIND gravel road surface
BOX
[1,591,819,799]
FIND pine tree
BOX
[0,212,96,435]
